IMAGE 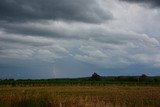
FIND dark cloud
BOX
[0,37,52,47]
[1,0,160,79]
[0,0,113,23]
[120,0,160,7]
[0,22,59,37]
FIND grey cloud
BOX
[0,0,160,71]
[120,0,160,7]
[0,42,69,61]
[0,31,54,46]
[74,39,160,68]
[0,0,113,23]
[1,20,159,54]
[0,21,75,39]
[1,0,160,79]
[0,22,57,37]
[0,30,70,60]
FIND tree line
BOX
[0,73,160,86]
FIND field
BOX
[0,85,160,107]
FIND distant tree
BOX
[141,74,147,78]
[140,74,148,81]
[90,72,101,81]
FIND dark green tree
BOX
[140,74,148,81]
[90,72,101,81]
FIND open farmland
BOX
[0,85,160,107]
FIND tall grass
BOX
[0,85,160,107]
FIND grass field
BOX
[0,85,160,107]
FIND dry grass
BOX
[0,85,160,107]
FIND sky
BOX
[0,0,160,79]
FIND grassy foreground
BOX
[0,85,160,107]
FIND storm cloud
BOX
[120,0,160,7]
[0,0,160,78]
[0,0,113,23]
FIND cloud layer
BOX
[0,0,160,78]
[0,0,113,23]
[120,0,160,7]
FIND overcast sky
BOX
[0,0,160,79]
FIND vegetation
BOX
[0,74,160,86]
[0,73,160,107]
[89,72,101,81]
[0,85,160,107]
